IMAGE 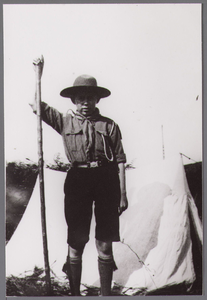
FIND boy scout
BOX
[31,56,128,296]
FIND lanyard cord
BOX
[101,121,115,162]
[101,134,114,162]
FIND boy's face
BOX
[74,92,99,117]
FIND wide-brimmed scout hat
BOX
[60,74,111,103]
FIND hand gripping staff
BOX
[33,55,52,295]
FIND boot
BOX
[67,256,82,296]
[98,256,117,296]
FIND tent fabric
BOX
[6,162,38,242]
[6,154,202,293]
[6,169,68,281]
[120,193,195,294]
[112,155,202,294]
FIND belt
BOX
[72,160,112,168]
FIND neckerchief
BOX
[72,108,100,161]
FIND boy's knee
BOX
[68,245,84,260]
[96,240,113,260]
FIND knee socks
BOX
[98,256,117,296]
[64,255,117,296]
[66,256,82,296]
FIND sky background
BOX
[4,3,202,167]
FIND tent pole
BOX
[36,66,52,295]
[161,125,165,160]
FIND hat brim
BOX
[60,86,111,100]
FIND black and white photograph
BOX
[4,3,203,297]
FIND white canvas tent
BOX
[6,154,202,294]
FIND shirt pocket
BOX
[65,129,83,152]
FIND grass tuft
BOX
[6,266,71,296]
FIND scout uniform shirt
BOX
[38,102,126,166]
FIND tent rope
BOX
[121,239,158,290]
[180,153,198,163]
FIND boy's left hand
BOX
[118,193,128,216]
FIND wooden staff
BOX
[34,56,52,295]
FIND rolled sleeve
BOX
[33,102,63,134]
[110,124,126,164]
